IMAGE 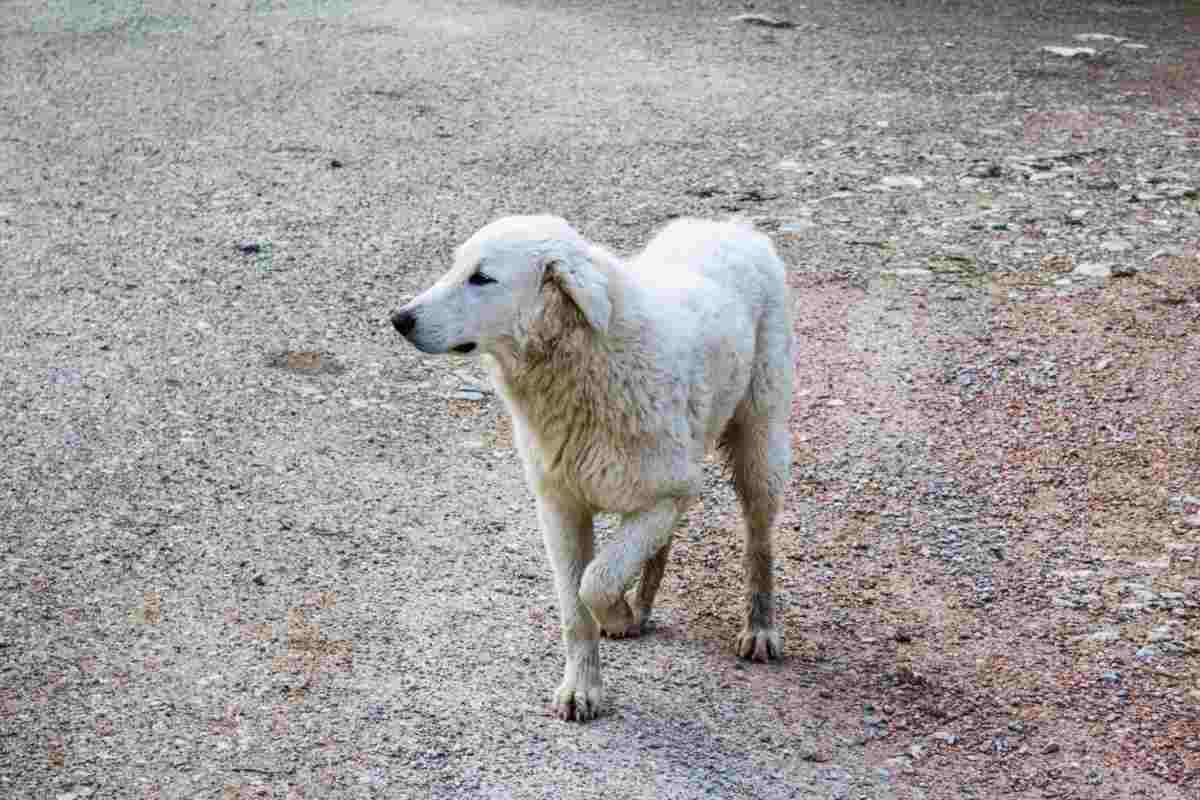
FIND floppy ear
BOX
[544,254,612,334]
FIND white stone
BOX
[1148,625,1177,643]
[1074,262,1112,278]
[880,175,924,189]
[1087,627,1121,642]
[1074,33,1126,42]
[1043,46,1097,58]
[729,13,795,28]
[1148,248,1182,260]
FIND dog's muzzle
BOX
[391,309,417,337]
[391,306,474,354]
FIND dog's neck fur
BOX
[496,251,622,407]
[486,249,652,483]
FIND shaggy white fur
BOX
[392,216,794,721]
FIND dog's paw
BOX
[589,589,642,639]
[735,626,782,662]
[599,592,646,639]
[600,616,644,639]
[553,679,603,722]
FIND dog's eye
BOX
[467,272,497,286]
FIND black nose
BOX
[391,309,416,336]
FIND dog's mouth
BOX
[452,343,477,354]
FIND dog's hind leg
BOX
[724,347,792,662]
[538,494,604,722]
[726,416,788,661]
[630,534,674,631]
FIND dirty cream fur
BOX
[392,215,793,721]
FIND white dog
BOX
[391,216,793,721]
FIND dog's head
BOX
[390,215,612,356]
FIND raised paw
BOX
[598,590,647,639]
[736,626,782,662]
[600,616,644,639]
[553,678,603,722]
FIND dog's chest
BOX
[495,398,651,511]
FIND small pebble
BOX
[780,221,817,235]
[967,163,1002,179]
[1148,247,1182,260]
[1073,262,1112,278]
[1147,625,1176,643]
[729,13,795,28]
[1042,46,1096,58]
[880,175,925,190]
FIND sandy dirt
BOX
[2,1,1198,798]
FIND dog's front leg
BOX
[579,498,684,638]
[537,493,602,722]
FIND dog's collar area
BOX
[452,343,477,354]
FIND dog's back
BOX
[631,218,786,306]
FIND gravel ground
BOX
[2,1,1198,798]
